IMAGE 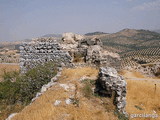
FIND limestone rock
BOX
[6,113,17,120]
[62,33,84,44]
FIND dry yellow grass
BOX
[126,80,160,120]
[0,63,19,81]
[10,67,160,120]
[12,67,117,120]
[120,70,160,120]
[120,70,145,78]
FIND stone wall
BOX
[20,33,121,73]
[95,67,127,115]
[20,38,72,73]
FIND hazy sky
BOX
[0,0,160,41]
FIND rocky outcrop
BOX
[61,33,121,68]
[136,62,160,77]
[95,67,127,115]
[62,32,84,44]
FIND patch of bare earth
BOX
[12,67,117,120]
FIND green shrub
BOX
[0,62,57,119]
[19,62,57,104]
[2,70,19,82]
[0,61,57,108]
[0,80,20,104]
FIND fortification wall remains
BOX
[95,67,127,115]
[20,39,72,73]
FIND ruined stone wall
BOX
[20,33,121,73]
[20,39,72,73]
[95,67,127,115]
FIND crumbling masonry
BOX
[95,67,127,115]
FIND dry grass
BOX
[126,80,160,120]
[120,70,160,120]
[0,63,19,81]
[12,67,117,120]
[9,67,160,120]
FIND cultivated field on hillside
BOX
[85,29,160,53]
[121,47,160,68]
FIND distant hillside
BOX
[154,29,160,33]
[85,29,160,53]
[85,32,108,36]
[42,33,62,38]
[121,47,160,68]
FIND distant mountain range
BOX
[85,32,108,36]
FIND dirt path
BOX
[120,70,160,83]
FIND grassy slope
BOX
[12,67,117,120]
[11,67,160,120]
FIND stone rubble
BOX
[124,62,160,77]
[54,100,62,106]
[136,62,160,77]
[65,98,73,105]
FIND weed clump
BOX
[82,79,95,99]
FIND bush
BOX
[0,62,57,119]
[0,80,20,104]
[0,61,57,107]
[2,70,19,82]
[19,62,57,103]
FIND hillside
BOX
[85,32,108,36]
[153,29,160,34]
[10,67,118,120]
[42,33,62,38]
[85,29,160,53]
[121,47,160,68]
[6,67,160,120]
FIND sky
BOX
[0,0,160,41]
